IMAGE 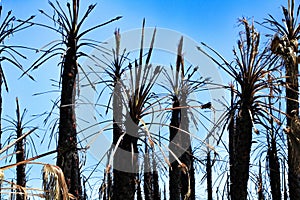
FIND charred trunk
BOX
[206,151,212,200]
[268,136,281,200]
[286,58,300,200]
[144,141,152,200]
[180,95,193,200]
[57,35,82,199]
[152,152,160,200]
[16,99,26,200]
[230,105,253,200]
[267,83,281,200]
[169,97,181,200]
[112,71,126,199]
[112,115,138,200]
[257,161,264,200]
[106,169,112,200]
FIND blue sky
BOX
[1,0,288,198]
[2,0,287,120]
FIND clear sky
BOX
[1,0,288,198]
[3,0,287,111]
[1,0,287,131]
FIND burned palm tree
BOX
[111,20,161,200]
[106,29,127,200]
[20,1,121,198]
[260,0,300,198]
[4,99,27,200]
[199,19,279,199]
[15,98,26,200]
[161,37,209,200]
[1,98,40,199]
[92,28,128,199]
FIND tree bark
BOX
[230,105,252,200]
[286,56,300,200]
[16,99,26,200]
[206,151,212,200]
[152,152,160,200]
[56,34,82,199]
[144,140,152,200]
[169,97,181,200]
[267,85,281,200]
[112,73,126,200]
[268,136,281,200]
[180,95,193,200]
[258,161,264,200]
[112,116,138,200]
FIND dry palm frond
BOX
[258,0,299,79]
[43,164,72,200]
[0,169,3,182]
[199,18,280,128]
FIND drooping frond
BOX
[42,164,74,200]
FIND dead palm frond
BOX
[43,164,74,200]
[0,148,58,199]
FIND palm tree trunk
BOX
[144,140,152,200]
[180,95,193,200]
[112,74,126,200]
[113,77,123,146]
[266,83,281,200]
[257,161,264,200]
[112,116,138,200]
[206,151,212,200]
[57,34,82,199]
[152,152,160,200]
[229,86,235,199]
[169,97,181,200]
[286,58,300,200]
[268,136,281,200]
[106,169,112,199]
[230,105,252,200]
[16,99,26,200]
